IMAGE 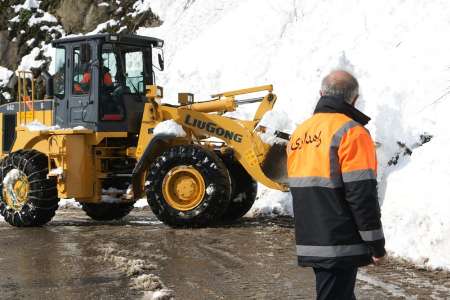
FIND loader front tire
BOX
[81,202,134,221]
[146,145,231,227]
[221,156,258,221]
[0,150,59,227]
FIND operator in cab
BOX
[73,64,113,93]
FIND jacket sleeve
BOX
[338,125,386,258]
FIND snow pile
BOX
[58,199,81,209]
[48,167,63,176]
[258,110,293,145]
[19,47,45,70]
[23,121,88,132]
[100,244,173,297]
[134,198,149,208]
[382,111,450,269]
[2,169,23,190]
[140,0,450,269]
[153,119,186,137]
[249,188,292,217]
[24,120,60,131]
[0,67,13,88]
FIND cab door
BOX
[68,43,97,127]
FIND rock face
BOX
[0,0,162,103]
[56,0,109,33]
[0,31,18,70]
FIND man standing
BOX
[287,70,386,299]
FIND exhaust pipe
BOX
[41,71,54,99]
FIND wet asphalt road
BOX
[0,208,449,300]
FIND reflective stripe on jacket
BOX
[287,96,385,268]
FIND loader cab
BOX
[51,33,164,133]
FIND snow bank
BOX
[153,119,186,137]
[382,110,450,269]
[141,0,450,269]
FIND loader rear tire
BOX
[221,156,258,221]
[146,145,231,227]
[81,202,134,221]
[0,150,59,227]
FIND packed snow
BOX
[152,119,186,137]
[23,121,88,132]
[134,198,148,208]
[258,110,293,145]
[58,198,81,209]
[24,120,60,131]
[48,167,63,176]
[2,169,23,189]
[18,47,46,70]
[12,0,39,13]
[139,0,450,270]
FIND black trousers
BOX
[313,267,358,300]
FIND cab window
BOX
[72,46,91,94]
[125,51,144,94]
[102,50,117,87]
[53,47,65,98]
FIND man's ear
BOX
[320,90,324,97]
[351,95,359,106]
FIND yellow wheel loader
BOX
[0,33,288,227]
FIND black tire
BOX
[0,150,59,227]
[81,202,134,221]
[146,145,231,227]
[221,156,258,221]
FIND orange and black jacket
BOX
[287,96,386,268]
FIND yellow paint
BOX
[162,165,206,211]
[2,169,29,211]
[2,81,286,210]
[137,85,288,191]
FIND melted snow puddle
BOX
[357,269,410,299]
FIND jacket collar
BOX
[313,96,371,125]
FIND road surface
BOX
[0,208,449,299]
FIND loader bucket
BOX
[261,143,288,184]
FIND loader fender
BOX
[131,134,177,199]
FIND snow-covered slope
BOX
[137,0,450,270]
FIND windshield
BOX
[101,43,150,94]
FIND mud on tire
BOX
[220,155,258,222]
[146,145,231,227]
[0,150,59,227]
[81,202,135,221]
